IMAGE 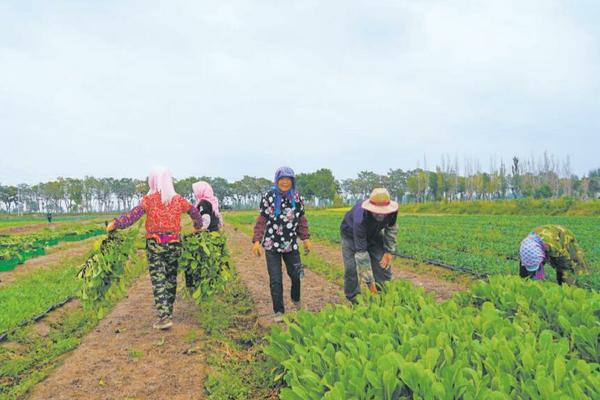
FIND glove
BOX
[303,239,312,255]
[380,252,393,269]
[107,221,116,232]
[252,241,262,257]
[368,282,378,294]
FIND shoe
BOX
[292,300,303,311]
[272,312,284,323]
[153,316,173,330]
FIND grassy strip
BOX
[0,252,146,400]
[0,254,89,332]
[302,250,344,287]
[197,267,280,400]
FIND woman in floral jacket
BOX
[251,167,311,321]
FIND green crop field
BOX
[267,277,600,399]
[225,209,600,289]
[1,208,597,399]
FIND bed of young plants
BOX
[267,276,600,399]
[0,223,106,271]
[0,229,140,335]
[0,228,145,399]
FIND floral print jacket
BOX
[252,189,310,253]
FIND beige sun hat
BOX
[361,188,399,214]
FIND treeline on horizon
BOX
[1,154,599,214]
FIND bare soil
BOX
[29,273,207,400]
[310,240,468,302]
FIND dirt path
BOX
[0,237,98,287]
[226,223,466,303]
[310,240,467,302]
[29,272,207,400]
[224,225,344,327]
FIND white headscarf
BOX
[147,167,177,205]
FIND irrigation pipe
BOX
[392,252,490,279]
[0,295,76,342]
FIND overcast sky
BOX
[1,0,599,185]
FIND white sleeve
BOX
[201,214,211,230]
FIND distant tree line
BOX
[1,154,599,213]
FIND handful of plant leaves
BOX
[78,229,138,307]
[180,231,231,302]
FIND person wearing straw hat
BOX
[340,188,399,302]
[107,167,203,330]
[519,224,588,285]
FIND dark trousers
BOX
[265,250,302,313]
[342,237,392,301]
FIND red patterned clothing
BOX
[113,193,202,241]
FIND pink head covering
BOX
[192,181,220,217]
[147,167,177,205]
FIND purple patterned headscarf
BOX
[273,166,296,217]
[520,233,546,272]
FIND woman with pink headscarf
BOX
[184,181,224,290]
[192,181,222,232]
[107,167,203,330]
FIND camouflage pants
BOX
[146,239,181,318]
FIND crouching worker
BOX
[519,224,589,285]
[251,167,311,322]
[340,188,399,303]
[108,167,203,330]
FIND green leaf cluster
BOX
[266,277,600,399]
[77,229,138,309]
[179,231,231,302]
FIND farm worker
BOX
[519,224,589,285]
[46,212,52,223]
[184,181,223,289]
[192,181,222,232]
[107,167,203,330]
[340,188,399,302]
[251,166,311,321]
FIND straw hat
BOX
[361,188,399,214]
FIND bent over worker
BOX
[519,224,589,285]
[340,188,399,302]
